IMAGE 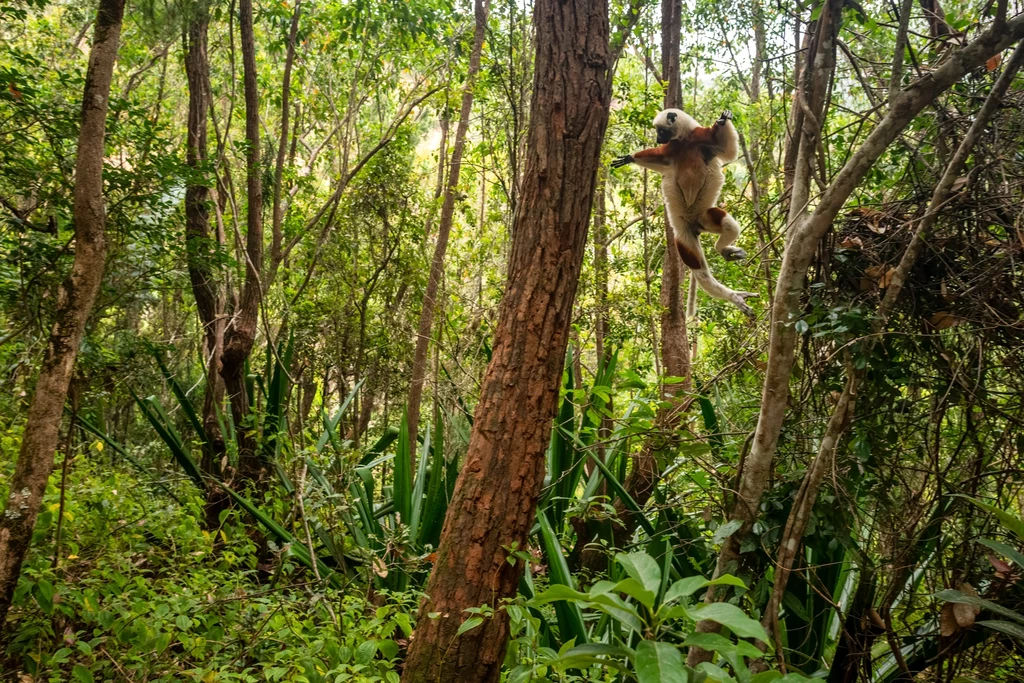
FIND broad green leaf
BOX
[664,574,747,605]
[456,616,485,636]
[691,603,769,641]
[712,519,743,545]
[634,640,687,683]
[72,665,95,683]
[616,551,662,595]
[683,632,764,659]
[547,643,633,673]
[611,577,656,609]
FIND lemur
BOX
[611,108,756,318]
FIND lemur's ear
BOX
[667,112,677,122]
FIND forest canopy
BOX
[2,0,1024,681]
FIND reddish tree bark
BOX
[0,0,125,631]
[406,0,489,467]
[399,0,612,679]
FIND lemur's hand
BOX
[610,154,634,169]
[717,110,733,125]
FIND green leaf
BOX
[616,551,662,595]
[712,519,742,545]
[537,510,588,645]
[977,538,1024,569]
[72,665,95,683]
[683,632,763,659]
[634,640,687,683]
[976,619,1024,640]
[664,574,747,605]
[354,640,377,665]
[456,616,485,637]
[611,577,656,609]
[934,589,1024,624]
[959,497,1024,541]
[691,603,769,641]
[393,409,412,526]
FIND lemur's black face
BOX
[655,111,677,143]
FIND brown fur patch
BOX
[676,240,703,270]
[707,207,726,226]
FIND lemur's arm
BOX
[687,110,739,163]
[611,144,672,172]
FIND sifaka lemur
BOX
[612,108,756,318]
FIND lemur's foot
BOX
[731,291,758,319]
[718,109,734,124]
[720,246,747,262]
[610,154,634,169]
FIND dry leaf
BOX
[879,267,897,289]
[988,554,1012,578]
[953,583,981,628]
[986,53,1002,71]
[951,176,970,192]
[864,265,886,278]
[373,557,389,578]
[940,602,959,636]
[929,311,961,330]
[868,217,886,234]
[839,236,864,249]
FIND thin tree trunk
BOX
[406,0,489,467]
[399,0,612,678]
[0,0,125,631]
[691,15,1024,663]
[221,0,265,485]
[184,0,229,525]
[267,0,302,285]
[600,0,690,558]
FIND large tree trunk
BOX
[184,0,228,525]
[406,0,489,468]
[220,0,265,485]
[399,0,612,679]
[0,0,125,631]
[691,11,1024,664]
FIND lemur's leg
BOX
[698,207,747,262]
[673,226,757,319]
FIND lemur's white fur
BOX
[615,108,755,318]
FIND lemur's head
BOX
[653,108,699,144]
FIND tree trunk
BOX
[184,0,229,526]
[605,0,690,556]
[406,0,489,468]
[399,0,612,678]
[0,0,125,631]
[760,40,1024,659]
[221,0,265,485]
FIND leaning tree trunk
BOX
[759,40,1024,661]
[220,0,265,486]
[183,0,229,525]
[0,0,125,631]
[399,0,612,679]
[689,11,1024,665]
[406,0,489,468]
